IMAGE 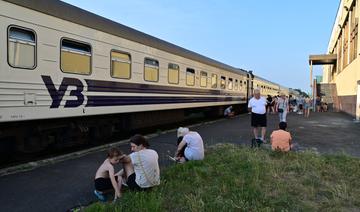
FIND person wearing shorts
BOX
[117,135,160,192]
[94,147,125,201]
[304,97,311,118]
[248,88,267,142]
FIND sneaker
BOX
[94,190,107,202]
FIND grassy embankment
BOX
[85,144,360,211]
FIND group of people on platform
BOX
[264,94,328,119]
[93,88,326,201]
[94,127,204,201]
[248,88,297,152]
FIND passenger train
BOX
[0,0,286,161]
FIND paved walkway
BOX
[0,112,359,212]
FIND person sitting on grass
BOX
[270,122,292,152]
[117,134,160,192]
[173,127,204,163]
[94,147,125,201]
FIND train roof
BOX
[4,0,248,76]
[253,74,280,87]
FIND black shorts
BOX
[126,173,142,191]
[251,112,267,127]
[94,176,118,191]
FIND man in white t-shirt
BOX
[248,88,267,142]
[175,127,204,162]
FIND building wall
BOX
[323,0,359,116]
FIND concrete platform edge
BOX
[0,115,235,177]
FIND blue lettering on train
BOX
[41,75,84,108]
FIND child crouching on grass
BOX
[94,147,125,201]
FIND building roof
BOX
[309,54,337,65]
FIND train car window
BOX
[111,51,131,79]
[234,79,238,90]
[211,74,217,88]
[144,58,159,82]
[8,26,36,69]
[220,76,226,89]
[61,39,91,75]
[168,63,179,84]
[186,68,195,86]
[200,71,207,87]
[228,78,233,90]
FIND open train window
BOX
[228,78,233,90]
[8,26,36,69]
[211,74,217,88]
[111,51,131,79]
[200,71,207,87]
[220,76,226,89]
[168,63,179,84]
[234,79,238,90]
[186,68,195,86]
[61,39,91,75]
[144,58,159,82]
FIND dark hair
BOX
[130,134,150,148]
[107,147,122,158]
[279,122,287,130]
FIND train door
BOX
[246,71,254,102]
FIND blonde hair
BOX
[177,127,189,138]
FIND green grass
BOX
[85,144,360,212]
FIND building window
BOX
[186,68,195,86]
[350,3,358,63]
[144,58,159,82]
[168,63,179,84]
[61,39,91,75]
[8,26,36,69]
[211,74,217,88]
[228,78,233,90]
[220,76,226,89]
[343,19,349,67]
[337,34,343,73]
[200,71,207,87]
[111,51,131,79]
[234,79,238,90]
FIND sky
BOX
[62,0,340,93]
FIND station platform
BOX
[0,111,359,212]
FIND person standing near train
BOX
[276,93,289,122]
[248,88,267,142]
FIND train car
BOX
[252,75,280,97]
[0,0,250,158]
[279,86,290,96]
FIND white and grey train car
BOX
[0,0,250,156]
[252,75,281,97]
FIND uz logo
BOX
[42,75,84,108]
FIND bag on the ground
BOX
[278,108,284,113]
